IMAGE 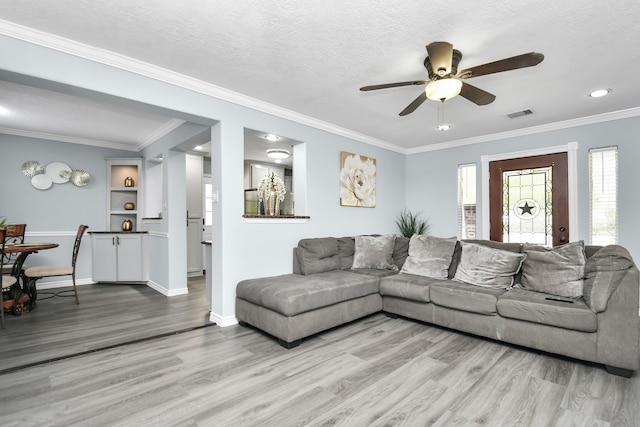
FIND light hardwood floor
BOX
[1,280,639,426]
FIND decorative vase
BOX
[124,202,135,210]
[122,219,133,231]
[124,176,134,187]
[265,190,280,216]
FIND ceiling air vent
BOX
[506,109,533,119]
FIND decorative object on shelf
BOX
[124,202,135,210]
[124,176,134,187]
[22,160,91,189]
[122,219,133,231]
[340,151,376,207]
[395,208,430,237]
[258,172,286,216]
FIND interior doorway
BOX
[489,152,569,246]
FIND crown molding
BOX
[139,118,186,150]
[0,20,406,154]
[406,107,640,154]
[0,126,139,151]
[0,118,184,151]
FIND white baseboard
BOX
[145,280,188,297]
[35,278,95,290]
[209,312,238,327]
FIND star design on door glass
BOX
[519,201,534,215]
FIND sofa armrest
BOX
[595,265,640,371]
[583,245,635,312]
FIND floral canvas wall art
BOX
[340,151,376,207]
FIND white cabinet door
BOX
[91,233,147,283]
[116,234,145,282]
[91,234,118,282]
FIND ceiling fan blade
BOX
[399,92,428,116]
[459,82,496,105]
[360,80,427,91]
[458,52,544,79]
[426,42,454,77]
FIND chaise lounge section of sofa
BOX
[235,234,640,376]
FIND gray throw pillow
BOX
[351,235,398,270]
[454,242,525,288]
[296,237,341,275]
[400,235,458,279]
[519,241,586,298]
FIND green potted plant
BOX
[395,209,430,237]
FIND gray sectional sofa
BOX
[235,235,640,376]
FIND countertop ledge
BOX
[242,215,310,224]
[88,231,149,234]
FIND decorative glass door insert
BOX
[502,167,552,246]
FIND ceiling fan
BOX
[360,41,544,116]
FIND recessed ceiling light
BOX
[264,134,280,141]
[0,105,9,115]
[589,89,611,98]
[266,148,290,159]
[194,145,203,151]
[436,124,451,131]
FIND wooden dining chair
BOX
[1,227,19,328]
[24,225,89,305]
[1,223,26,276]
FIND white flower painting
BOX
[340,151,376,207]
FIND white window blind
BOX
[458,164,477,239]
[589,147,618,245]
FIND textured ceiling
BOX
[0,0,639,152]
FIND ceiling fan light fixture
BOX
[425,79,463,101]
[266,148,290,159]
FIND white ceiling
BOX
[0,1,639,153]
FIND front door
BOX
[489,152,569,247]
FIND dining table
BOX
[2,241,59,314]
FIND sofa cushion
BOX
[453,242,526,289]
[583,245,634,312]
[296,237,341,275]
[379,273,446,303]
[337,236,356,270]
[392,236,410,270]
[337,235,410,271]
[430,282,507,315]
[400,235,457,279]
[519,241,586,299]
[449,240,523,279]
[352,235,398,270]
[236,271,380,316]
[497,288,597,332]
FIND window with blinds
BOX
[589,147,618,245]
[458,164,477,239]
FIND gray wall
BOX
[0,134,137,282]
